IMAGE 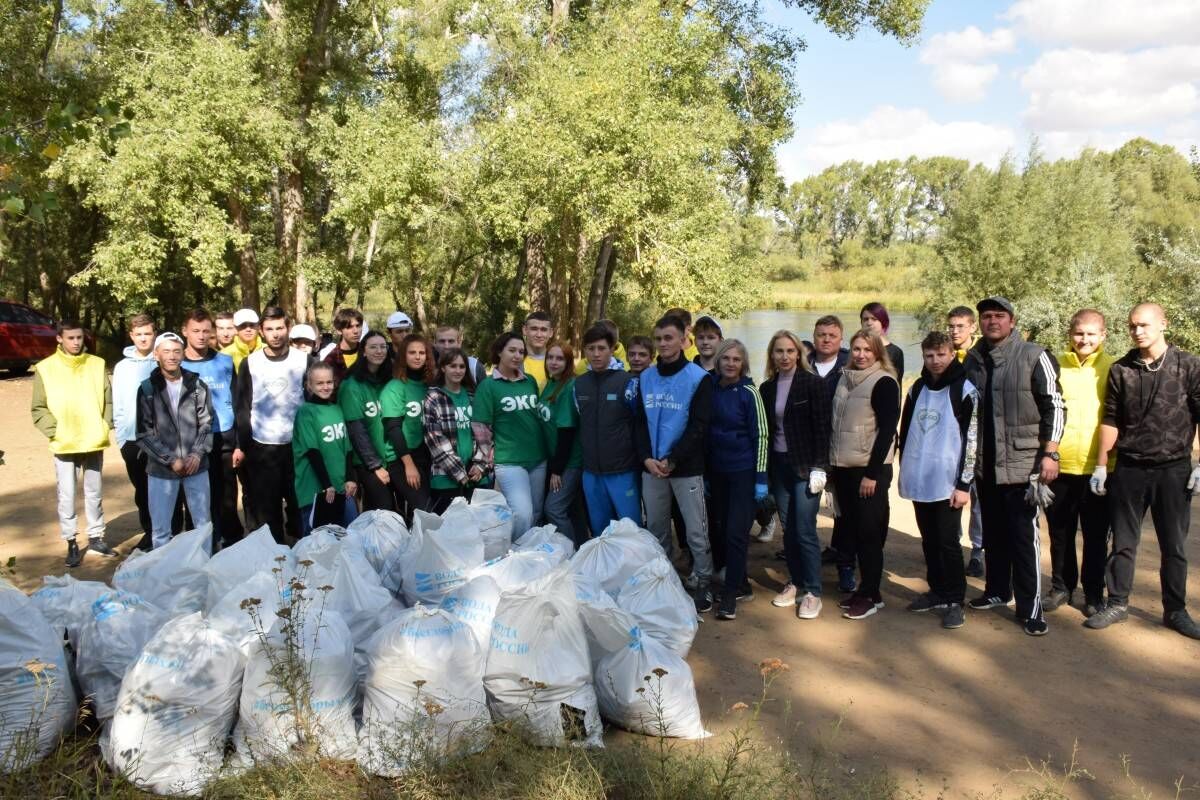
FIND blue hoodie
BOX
[182,349,236,434]
[706,375,767,482]
[112,345,157,446]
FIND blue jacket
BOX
[112,345,158,446]
[634,356,713,477]
[182,350,236,434]
[706,375,767,481]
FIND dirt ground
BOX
[1,373,1197,798]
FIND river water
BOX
[715,309,926,382]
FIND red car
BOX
[0,300,70,374]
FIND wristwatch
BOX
[1044,451,1060,462]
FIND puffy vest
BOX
[830,363,897,468]
[1056,348,1115,475]
[574,368,639,474]
[639,361,708,461]
[35,349,110,454]
[246,348,307,444]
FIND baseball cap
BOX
[153,332,184,351]
[289,324,317,342]
[232,308,260,327]
[976,296,1015,316]
[386,311,414,330]
[693,315,723,336]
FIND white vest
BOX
[898,379,975,502]
[248,348,308,445]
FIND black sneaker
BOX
[907,592,949,613]
[965,557,984,578]
[715,593,737,621]
[135,533,153,552]
[1042,589,1071,611]
[88,537,117,557]
[693,586,713,615]
[1024,617,1049,636]
[1164,610,1200,640]
[1084,603,1129,629]
[942,603,965,629]
[736,582,754,602]
[65,540,82,568]
[968,595,1008,610]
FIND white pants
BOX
[54,452,105,541]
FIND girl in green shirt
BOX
[423,348,491,513]
[381,333,434,522]
[541,342,588,544]
[339,330,395,511]
[473,331,549,537]
[293,362,359,535]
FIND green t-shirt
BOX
[380,378,426,451]
[473,375,549,468]
[292,401,350,506]
[430,386,477,490]
[541,378,582,471]
[338,374,393,466]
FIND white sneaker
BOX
[772,583,798,607]
[756,517,777,543]
[797,592,822,619]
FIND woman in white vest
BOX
[830,330,901,621]
[897,331,979,630]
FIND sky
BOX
[770,0,1200,181]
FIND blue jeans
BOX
[148,472,211,549]
[770,456,821,596]
[581,470,641,537]
[298,494,361,537]
[544,467,588,545]
[494,461,547,538]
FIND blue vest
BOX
[182,351,235,433]
[639,361,708,460]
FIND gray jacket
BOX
[963,330,1065,485]
[136,368,214,479]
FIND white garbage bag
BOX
[114,524,212,614]
[466,489,514,559]
[102,612,243,795]
[29,574,110,650]
[344,510,410,593]
[292,525,348,573]
[206,570,293,656]
[571,518,665,596]
[438,576,501,651]
[321,547,404,683]
[594,626,708,739]
[400,507,484,606]
[572,573,636,668]
[468,549,558,594]
[76,591,169,721]
[0,580,76,773]
[204,526,293,611]
[616,557,698,657]
[357,605,490,776]
[484,566,602,748]
[514,524,575,565]
[232,608,357,763]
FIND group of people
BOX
[30,295,1200,639]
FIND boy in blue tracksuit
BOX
[575,323,642,536]
[706,339,768,620]
[635,313,715,614]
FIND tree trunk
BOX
[356,215,380,310]
[276,165,303,316]
[585,232,614,326]
[509,240,529,329]
[226,193,260,309]
[600,245,616,319]
[525,233,549,314]
[408,233,428,330]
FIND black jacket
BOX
[807,348,849,403]
[760,367,831,478]
[136,368,214,479]
[575,368,640,474]
[1102,345,1200,465]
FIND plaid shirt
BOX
[423,387,490,485]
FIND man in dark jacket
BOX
[136,332,214,549]
[1085,303,1200,639]
[575,323,641,536]
[962,297,1064,636]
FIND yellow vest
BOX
[35,349,110,454]
[1056,347,1115,475]
[221,335,262,371]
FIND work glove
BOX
[1188,466,1200,496]
[808,468,827,495]
[754,482,768,502]
[826,486,840,518]
[1025,474,1055,508]
[1089,466,1107,496]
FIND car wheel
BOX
[5,362,31,376]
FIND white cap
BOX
[289,323,317,342]
[386,311,414,330]
[153,332,184,351]
[232,308,259,327]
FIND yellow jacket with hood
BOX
[221,334,263,371]
[1056,346,1116,475]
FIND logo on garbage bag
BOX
[627,625,643,651]
[414,569,465,594]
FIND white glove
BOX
[1188,466,1200,494]
[1089,466,1107,496]
[808,468,827,495]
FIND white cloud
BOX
[1035,130,1142,161]
[1004,0,1200,50]
[1021,46,1200,129]
[782,106,1016,178]
[919,26,1015,103]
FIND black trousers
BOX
[388,447,431,525]
[208,433,244,549]
[977,476,1043,621]
[709,470,755,593]
[244,441,299,543]
[1105,459,1191,613]
[1046,473,1109,601]
[913,500,966,604]
[356,464,396,512]
[831,465,891,602]
[120,441,152,536]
